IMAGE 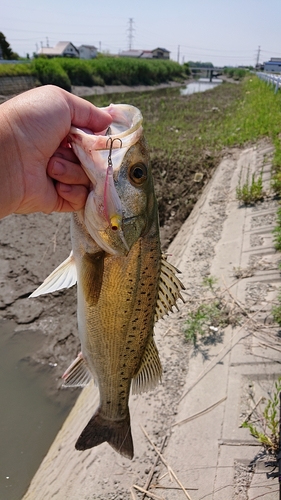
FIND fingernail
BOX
[52,161,65,176]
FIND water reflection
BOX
[0,320,77,500]
[180,78,222,96]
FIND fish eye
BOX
[129,163,148,185]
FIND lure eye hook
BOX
[106,137,122,168]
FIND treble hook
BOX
[106,137,123,168]
[103,136,129,251]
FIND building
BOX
[120,47,170,60]
[37,41,79,58]
[151,47,170,59]
[264,57,281,73]
[120,49,143,58]
[78,45,97,59]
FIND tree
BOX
[0,32,19,60]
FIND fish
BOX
[30,103,185,460]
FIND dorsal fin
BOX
[154,255,185,322]
[29,251,77,297]
[62,352,93,388]
[131,336,162,394]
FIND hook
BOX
[106,137,122,168]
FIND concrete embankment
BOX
[23,140,280,499]
[0,76,39,96]
[0,76,184,101]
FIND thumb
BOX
[66,93,112,133]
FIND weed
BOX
[183,277,238,345]
[272,207,281,324]
[236,168,264,205]
[272,301,281,325]
[202,275,218,290]
[184,302,222,344]
[241,376,281,455]
[273,206,281,252]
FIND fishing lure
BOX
[104,137,129,252]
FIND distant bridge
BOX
[190,67,224,82]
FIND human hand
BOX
[0,85,112,219]
[47,145,91,212]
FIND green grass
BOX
[241,376,281,455]
[273,207,281,252]
[236,168,264,205]
[183,277,239,345]
[183,301,228,345]
[0,63,33,76]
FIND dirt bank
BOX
[0,80,241,392]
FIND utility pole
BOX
[177,45,180,63]
[127,18,134,50]
[99,41,101,52]
[46,37,49,47]
[256,45,261,67]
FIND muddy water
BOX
[180,77,222,95]
[0,319,77,500]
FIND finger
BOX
[48,158,90,187]
[55,183,89,212]
[53,145,79,163]
[66,92,112,133]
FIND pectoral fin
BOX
[131,336,162,395]
[81,251,105,305]
[154,256,185,322]
[30,251,77,297]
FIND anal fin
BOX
[131,336,162,395]
[62,352,93,388]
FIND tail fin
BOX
[75,410,134,460]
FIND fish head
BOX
[69,104,158,256]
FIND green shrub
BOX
[0,63,33,76]
[58,58,94,86]
[32,58,71,91]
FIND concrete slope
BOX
[23,140,281,500]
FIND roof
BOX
[120,50,144,57]
[78,45,97,50]
[38,41,79,56]
[152,47,170,53]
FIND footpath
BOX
[23,140,281,500]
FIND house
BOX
[78,45,97,59]
[37,41,79,58]
[120,50,145,58]
[264,57,281,73]
[151,48,170,60]
[119,47,170,60]
[140,50,153,59]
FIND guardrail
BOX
[256,72,281,93]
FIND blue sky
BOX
[2,0,281,66]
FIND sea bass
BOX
[30,104,184,459]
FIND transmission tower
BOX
[127,18,135,50]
